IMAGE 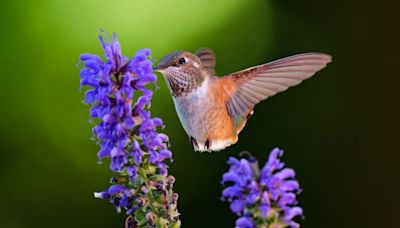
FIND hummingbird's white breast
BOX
[172,78,210,142]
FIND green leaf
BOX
[134,209,147,226]
[149,174,167,182]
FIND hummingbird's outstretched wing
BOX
[221,53,332,121]
[196,48,216,75]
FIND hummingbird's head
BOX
[154,51,207,97]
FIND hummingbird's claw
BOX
[189,136,199,150]
[205,140,211,150]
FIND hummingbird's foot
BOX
[205,139,211,150]
[189,136,199,150]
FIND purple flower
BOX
[80,33,164,173]
[79,33,179,227]
[236,216,254,228]
[221,148,303,228]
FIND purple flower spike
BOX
[79,33,180,227]
[221,148,303,228]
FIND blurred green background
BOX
[1,0,399,227]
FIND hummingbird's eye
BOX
[178,57,187,65]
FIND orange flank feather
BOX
[205,77,251,145]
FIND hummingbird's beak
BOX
[153,64,165,72]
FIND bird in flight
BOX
[154,48,331,152]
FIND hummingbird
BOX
[154,48,331,152]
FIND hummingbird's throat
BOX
[164,70,204,97]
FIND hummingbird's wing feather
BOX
[196,48,216,75]
[222,53,332,120]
